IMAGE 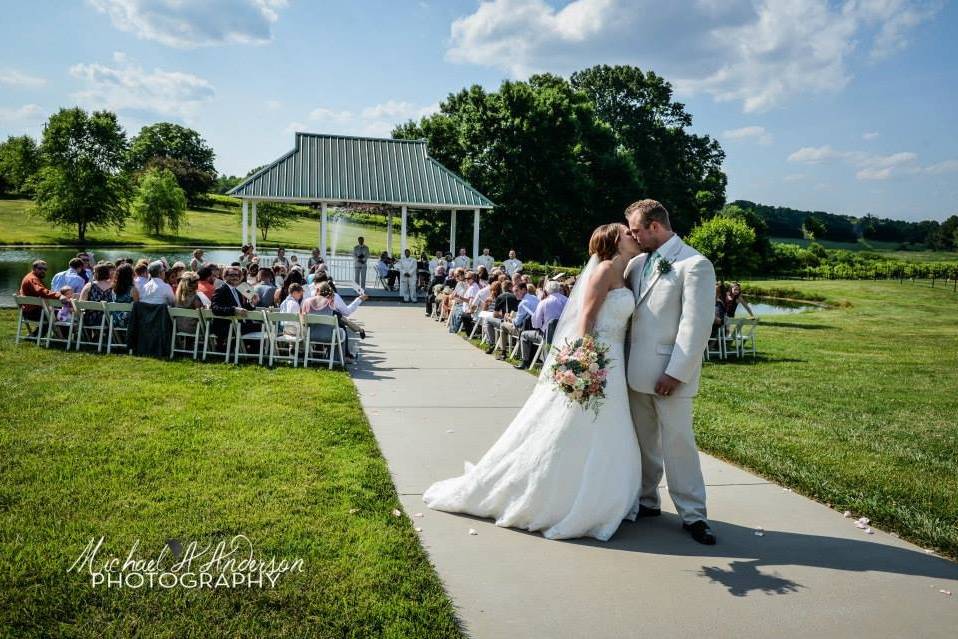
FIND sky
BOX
[1,0,956,222]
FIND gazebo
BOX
[227,133,494,275]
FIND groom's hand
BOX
[654,374,680,397]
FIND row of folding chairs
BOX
[705,317,758,360]
[442,299,558,371]
[13,296,349,369]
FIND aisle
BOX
[350,302,958,639]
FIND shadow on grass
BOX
[759,320,837,330]
[705,353,806,366]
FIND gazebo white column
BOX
[320,202,328,259]
[387,210,394,256]
[400,205,408,255]
[251,201,258,252]
[241,200,248,246]
[472,208,480,265]
[449,209,457,255]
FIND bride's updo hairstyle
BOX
[588,223,621,261]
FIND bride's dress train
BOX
[423,287,641,540]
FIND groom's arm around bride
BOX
[624,199,718,545]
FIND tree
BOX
[0,135,41,195]
[254,202,299,241]
[570,65,727,233]
[127,123,216,204]
[802,216,826,241]
[394,74,642,263]
[686,216,757,279]
[33,107,130,242]
[132,168,187,236]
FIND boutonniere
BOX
[656,258,674,275]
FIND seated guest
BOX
[460,270,490,335]
[448,270,477,333]
[110,263,139,328]
[196,265,216,306]
[516,280,567,369]
[428,250,445,277]
[189,249,205,272]
[79,261,117,327]
[301,282,352,361]
[724,281,755,318]
[51,258,87,294]
[424,266,446,317]
[56,286,75,324]
[273,247,291,269]
[19,260,65,322]
[327,280,368,340]
[375,252,397,290]
[253,269,277,308]
[483,280,518,356]
[210,266,257,351]
[140,261,175,305]
[239,245,253,267]
[166,262,186,290]
[212,264,226,289]
[246,263,259,286]
[133,260,150,295]
[274,269,305,306]
[712,283,728,337]
[173,271,204,333]
[279,282,305,337]
[308,248,323,270]
[273,264,287,289]
[499,282,538,359]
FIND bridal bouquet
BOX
[549,335,610,417]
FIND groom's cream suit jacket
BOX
[626,235,716,398]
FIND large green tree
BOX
[394,74,642,264]
[687,215,757,279]
[254,202,299,241]
[127,122,216,204]
[132,167,187,236]
[570,65,727,233]
[33,107,130,242]
[0,135,41,195]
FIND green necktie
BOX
[642,251,658,281]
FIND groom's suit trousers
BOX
[628,389,707,524]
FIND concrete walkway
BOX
[351,302,958,639]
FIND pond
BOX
[748,297,822,315]
[0,246,306,307]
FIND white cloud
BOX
[447,0,939,112]
[89,0,287,48]
[923,159,958,175]
[298,100,439,138]
[0,69,46,88]
[69,54,215,119]
[0,104,45,122]
[788,144,927,180]
[722,125,772,145]
[862,131,880,140]
[266,99,282,111]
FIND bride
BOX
[423,223,643,540]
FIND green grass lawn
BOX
[468,279,958,558]
[0,312,463,638]
[771,235,958,262]
[0,198,418,256]
[696,279,958,558]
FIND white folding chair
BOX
[168,307,204,360]
[736,317,758,359]
[705,324,724,361]
[42,298,78,349]
[722,319,742,359]
[530,318,560,371]
[73,300,108,352]
[104,302,133,354]
[303,314,345,369]
[14,295,46,346]
[266,311,305,367]
[200,309,236,362]
[234,309,270,365]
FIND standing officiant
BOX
[352,237,370,288]
[398,249,418,302]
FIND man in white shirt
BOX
[428,250,445,276]
[140,261,175,305]
[397,249,419,302]
[51,258,87,294]
[475,248,494,272]
[452,248,471,270]
[353,237,371,288]
[503,250,523,277]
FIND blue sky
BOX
[1,0,955,221]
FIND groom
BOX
[624,200,718,545]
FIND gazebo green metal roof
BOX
[228,132,494,209]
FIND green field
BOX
[696,279,958,558]
[0,198,420,255]
[771,235,958,262]
[0,318,462,638]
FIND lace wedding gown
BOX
[423,287,641,540]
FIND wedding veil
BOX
[536,254,600,383]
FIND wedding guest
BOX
[173,272,204,333]
[210,266,256,351]
[475,248,495,272]
[516,280,567,369]
[483,280,518,356]
[724,282,755,318]
[712,283,728,338]
[279,283,305,337]
[77,252,93,282]
[273,263,287,289]
[189,249,205,272]
[246,263,259,286]
[196,265,216,303]
[273,247,291,269]
[424,265,446,317]
[51,258,87,294]
[475,280,502,338]
[140,261,175,305]
[375,251,397,290]
[78,261,117,327]
[274,269,305,306]
[133,260,150,295]
[166,261,186,290]
[503,249,523,277]
[453,248,472,270]
[462,270,491,335]
[111,263,139,328]
[352,237,370,289]
[428,250,445,276]
[253,269,277,308]
[56,286,75,324]
[308,248,323,270]
[289,255,299,268]
[398,249,418,302]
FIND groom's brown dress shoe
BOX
[683,520,716,545]
[636,505,661,518]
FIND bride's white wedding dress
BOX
[423,287,641,540]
